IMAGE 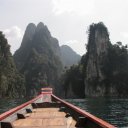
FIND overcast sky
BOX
[0,0,128,55]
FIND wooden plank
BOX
[43,118,66,126]
[13,118,76,128]
[14,126,76,128]
[70,119,76,126]
[43,126,76,128]
[13,119,43,127]
[29,111,66,118]
[33,108,59,112]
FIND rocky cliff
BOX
[0,32,25,98]
[60,45,81,67]
[84,23,116,96]
[84,22,128,97]
[14,22,62,96]
[62,22,128,98]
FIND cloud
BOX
[120,32,128,39]
[3,26,23,54]
[52,0,94,16]
[4,26,23,38]
[66,40,79,44]
[64,40,86,55]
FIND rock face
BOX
[85,22,117,96]
[14,22,62,96]
[60,45,81,67]
[0,32,25,98]
[86,23,109,80]
[14,23,36,71]
[60,22,128,98]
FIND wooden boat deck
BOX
[12,108,76,128]
[0,88,116,128]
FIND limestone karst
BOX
[62,22,128,98]
[14,22,63,96]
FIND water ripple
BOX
[66,98,128,128]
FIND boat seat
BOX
[32,108,60,112]
[28,111,66,118]
[17,108,67,119]
[17,108,61,119]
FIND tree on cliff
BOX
[105,42,128,96]
[61,64,85,98]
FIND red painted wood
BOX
[41,88,53,94]
[52,94,116,128]
[0,94,43,121]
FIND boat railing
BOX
[0,94,42,121]
[51,94,116,128]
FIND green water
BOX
[0,98,30,114]
[66,98,128,128]
[0,97,128,127]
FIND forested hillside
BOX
[0,32,25,98]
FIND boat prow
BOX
[0,88,116,128]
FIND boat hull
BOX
[0,89,116,128]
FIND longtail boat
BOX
[0,88,116,128]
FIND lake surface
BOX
[0,97,128,128]
[0,98,30,114]
[66,98,128,128]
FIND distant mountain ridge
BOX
[60,45,81,67]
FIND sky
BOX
[0,0,128,55]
